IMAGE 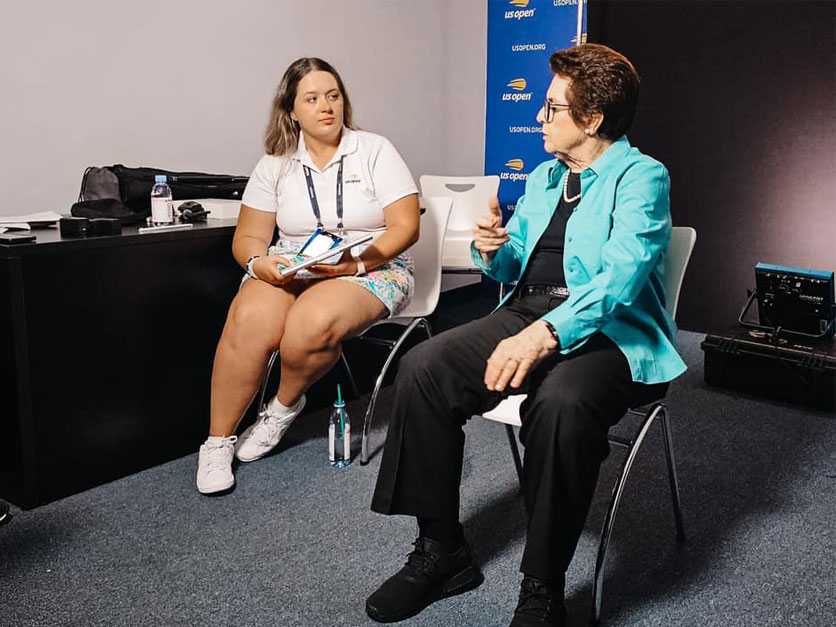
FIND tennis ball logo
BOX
[501,159,528,182]
[505,0,535,19]
[505,159,524,171]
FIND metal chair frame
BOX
[253,317,433,465]
[252,196,453,466]
[500,402,686,624]
[357,318,433,463]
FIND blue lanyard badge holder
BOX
[289,159,345,275]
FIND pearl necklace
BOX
[563,170,581,203]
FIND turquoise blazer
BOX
[472,136,686,384]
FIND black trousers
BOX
[371,292,667,582]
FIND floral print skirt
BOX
[244,237,414,318]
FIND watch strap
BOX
[246,255,261,279]
[543,320,560,346]
[353,255,366,276]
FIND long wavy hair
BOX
[264,57,355,156]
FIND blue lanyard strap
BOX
[303,157,344,232]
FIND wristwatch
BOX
[542,320,560,347]
[246,255,261,279]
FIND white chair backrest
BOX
[419,175,500,233]
[397,196,452,319]
[664,227,697,319]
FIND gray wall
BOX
[589,0,836,333]
[0,0,487,217]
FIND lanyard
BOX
[303,157,344,233]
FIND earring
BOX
[584,128,593,136]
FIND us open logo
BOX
[502,78,532,102]
[501,159,528,182]
[505,0,535,20]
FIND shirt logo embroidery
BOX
[345,174,362,184]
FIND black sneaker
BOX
[509,576,567,627]
[366,536,484,623]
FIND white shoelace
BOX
[251,404,301,446]
[204,436,237,471]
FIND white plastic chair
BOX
[252,196,453,465]
[419,175,499,271]
[478,226,697,624]
[356,196,452,463]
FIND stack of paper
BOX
[0,211,63,233]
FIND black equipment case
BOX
[701,327,836,412]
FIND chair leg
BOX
[504,424,524,490]
[659,405,687,541]
[339,352,361,399]
[360,317,431,465]
[257,347,360,409]
[590,403,664,625]
[256,350,279,411]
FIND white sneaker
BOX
[234,395,306,462]
[196,435,237,494]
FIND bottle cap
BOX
[154,175,167,184]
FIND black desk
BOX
[1,221,242,508]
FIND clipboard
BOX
[279,233,374,277]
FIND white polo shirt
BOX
[242,128,418,243]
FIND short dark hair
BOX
[549,44,640,141]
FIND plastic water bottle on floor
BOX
[150,175,174,226]
[328,384,351,467]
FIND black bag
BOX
[70,198,137,225]
[73,165,249,224]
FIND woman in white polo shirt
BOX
[196,57,420,494]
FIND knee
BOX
[521,389,605,452]
[281,309,342,356]
[225,299,281,350]
[397,337,448,383]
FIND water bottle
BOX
[328,384,351,467]
[150,175,174,226]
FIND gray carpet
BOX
[1,330,834,627]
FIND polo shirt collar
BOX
[292,127,359,171]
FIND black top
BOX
[519,171,581,287]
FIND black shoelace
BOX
[515,578,555,617]
[405,539,440,578]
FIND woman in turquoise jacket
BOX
[366,44,686,627]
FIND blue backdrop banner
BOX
[485,0,586,219]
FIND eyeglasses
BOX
[542,100,571,123]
